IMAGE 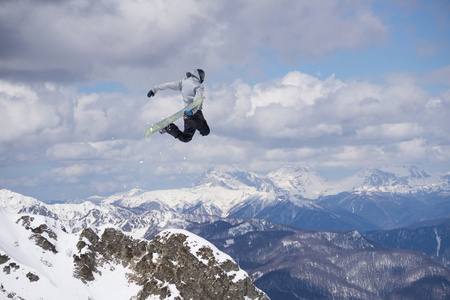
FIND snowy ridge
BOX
[0,208,140,300]
[0,165,448,236]
[266,166,329,199]
[96,165,448,218]
[193,165,279,192]
[322,166,447,196]
[0,189,200,238]
[101,185,278,218]
[0,209,268,300]
[0,189,42,212]
[191,165,448,200]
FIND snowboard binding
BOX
[159,123,174,134]
[184,110,193,120]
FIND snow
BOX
[102,185,276,218]
[0,189,42,213]
[0,208,141,300]
[434,228,441,257]
[0,209,255,299]
[224,239,235,247]
[1,165,447,237]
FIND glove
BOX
[147,89,155,98]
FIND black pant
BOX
[168,110,210,143]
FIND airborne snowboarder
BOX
[147,69,210,143]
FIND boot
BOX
[159,123,175,134]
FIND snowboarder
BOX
[147,69,210,143]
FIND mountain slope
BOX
[188,220,450,300]
[0,209,268,300]
[364,222,450,268]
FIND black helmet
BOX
[186,69,205,83]
[196,69,205,83]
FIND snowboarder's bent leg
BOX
[166,111,209,142]
[168,119,196,143]
[193,110,210,136]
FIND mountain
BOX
[363,221,450,268]
[1,163,450,300]
[266,166,329,199]
[1,164,448,234]
[323,165,448,195]
[193,165,280,193]
[188,219,450,300]
[0,209,268,300]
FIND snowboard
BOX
[144,96,205,138]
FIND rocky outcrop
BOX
[73,227,269,299]
[16,215,59,254]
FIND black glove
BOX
[147,90,155,97]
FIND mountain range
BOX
[2,164,448,233]
[1,164,449,299]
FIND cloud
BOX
[45,163,104,183]
[0,0,448,201]
[423,65,450,86]
[0,0,388,86]
[1,67,449,200]
[416,40,440,57]
[0,81,62,143]
[356,123,424,141]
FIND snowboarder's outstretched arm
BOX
[147,80,182,98]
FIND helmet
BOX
[186,69,205,83]
[196,69,205,83]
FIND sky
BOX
[1,0,449,202]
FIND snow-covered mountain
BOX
[1,164,449,300]
[266,166,329,199]
[193,165,280,193]
[98,164,449,219]
[0,164,448,234]
[323,165,448,195]
[0,209,268,300]
[0,188,220,239]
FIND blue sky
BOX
[261,1,449,87]
[0,0,449,202]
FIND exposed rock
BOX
[3,263,20,275]
[31,223,58,240]
[30,234,58,253]
[73,227,269,299]
[16,216,58,254]
[0,254,10,265]
[26,272,39,282]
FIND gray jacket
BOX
[152,75,204,113]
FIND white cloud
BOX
[46,142,98,161]
[1,68,449,200]
[0,81,62,143]
[0,0,448,200]
[46,163,101,183]
[246,72,346,117]
[0,0,388,86]
[356,123,424,140]
[395,138,428,161]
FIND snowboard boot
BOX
[159,123,175,134]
